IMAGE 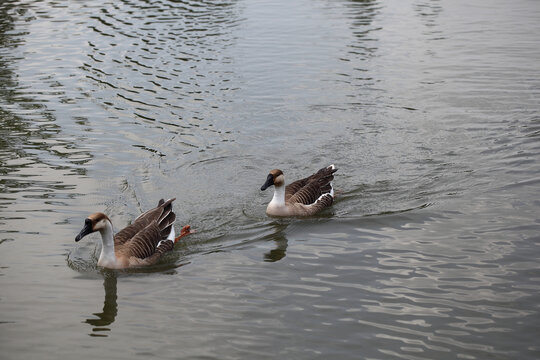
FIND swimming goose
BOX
[75,198,192,269]
[260,165,337,217]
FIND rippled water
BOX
[1,0,539,359]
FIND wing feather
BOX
[303,194,334,215]
[287,166,337,205]
[113,198,177,266]
[114,198,175,246]
[134,240,175,266]
[118,222,162,260]
[288,181,325,205]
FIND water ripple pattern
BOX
[0,0,539,359]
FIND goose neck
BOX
[98,220,117,267]
[271,184,286,206]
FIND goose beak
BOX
[261,174,274,191]
[75,219,93,242]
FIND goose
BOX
[75,198,192,269]
[260,165,337,217]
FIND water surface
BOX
[1,0,539,359]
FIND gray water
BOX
[1,0,539,359]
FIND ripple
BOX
[2,0,540,359]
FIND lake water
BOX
[1,0,539,359]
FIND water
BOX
[1,0,539,358]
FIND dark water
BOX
[1,0,539,359]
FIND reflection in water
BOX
[0,2,93,240]
[85,273,118,337]
[81,0,241,139]
[345,0,380,61]
[263,224,288,262]
[414,0,443,27]
[310,0,381,113]
[414,0,444,45]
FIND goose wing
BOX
[117,198,176,263]
[114,198,175,246]
[286,165,337,203]
[117,221,163,260]
[288,180,328,205]
[301,193,334,216]
[129,235,175,266]
[117,210,176,264]
[285,177,312,201]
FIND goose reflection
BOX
[85,272,117,337]
[263,224,288,262]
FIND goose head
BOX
[75,212,112,242]
[261,169,285,191]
